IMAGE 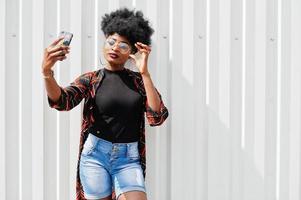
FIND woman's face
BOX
[103,33,133,66]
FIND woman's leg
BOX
[86,194,112,200]
[79,134,113,199]
[117,191,147,200]
[112,142,147,200]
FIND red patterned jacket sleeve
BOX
[48,72,92,111]
[145,87,169,126]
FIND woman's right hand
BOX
[42,37,70,72]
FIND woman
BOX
[41,8,169,200]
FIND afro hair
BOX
[101,8,154,53]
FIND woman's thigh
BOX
[111,141,147,200]
[80,160,112,199]
[79,138,112,199]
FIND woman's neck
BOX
[105,63,125,71]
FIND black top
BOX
[90,67,144,143]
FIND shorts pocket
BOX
[81,134,96,156]
[127,144,140,161]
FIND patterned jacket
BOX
[47,67,169,200]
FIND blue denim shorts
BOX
[79,133,146,199]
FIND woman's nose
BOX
[111,43,119,51]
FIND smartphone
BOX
[58,31,73,46]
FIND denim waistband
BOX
[87,133,139,153]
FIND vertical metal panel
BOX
[5,0,20,199]
[265,0,278,199]
[180,0,197,199]
[96,1,109,70]
[208,0,220,112]
[109,0,119,11]
[135,0,147,12]
[43,0,58,199]
[57,0,71,199]
[68,0,83,199]
[244,0,261,199]
[152,0,170,199]
[143,0,157,196]
[253,0,267,199]
[230,0,243,199]
[279,0,291,199]
[289,0,301,199]
[207,0,232,199]
[2,0,301,199]
[193,0,208,199]
[119,0,133,8]
[0,0,6,198]
[31,0,45,199]
[20,0,33,199]
[219,0,231,128]
[170,0,184,199]
[82,0,95,73]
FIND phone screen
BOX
[58,31,73,46]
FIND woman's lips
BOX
[108,53,119,59]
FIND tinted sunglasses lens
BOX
[106,38,115,47]
[119,43,130,53]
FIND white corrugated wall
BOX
[1,0,301,199]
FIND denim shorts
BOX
[79,133,146,199]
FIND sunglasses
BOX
[104,38,131,54]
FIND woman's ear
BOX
[131,45,137,54]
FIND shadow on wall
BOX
[167,63,265,200]
[207,106,264,200]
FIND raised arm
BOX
[42,37,70,102]
[42,37,90,111]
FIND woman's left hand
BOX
[129,42,151,75]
